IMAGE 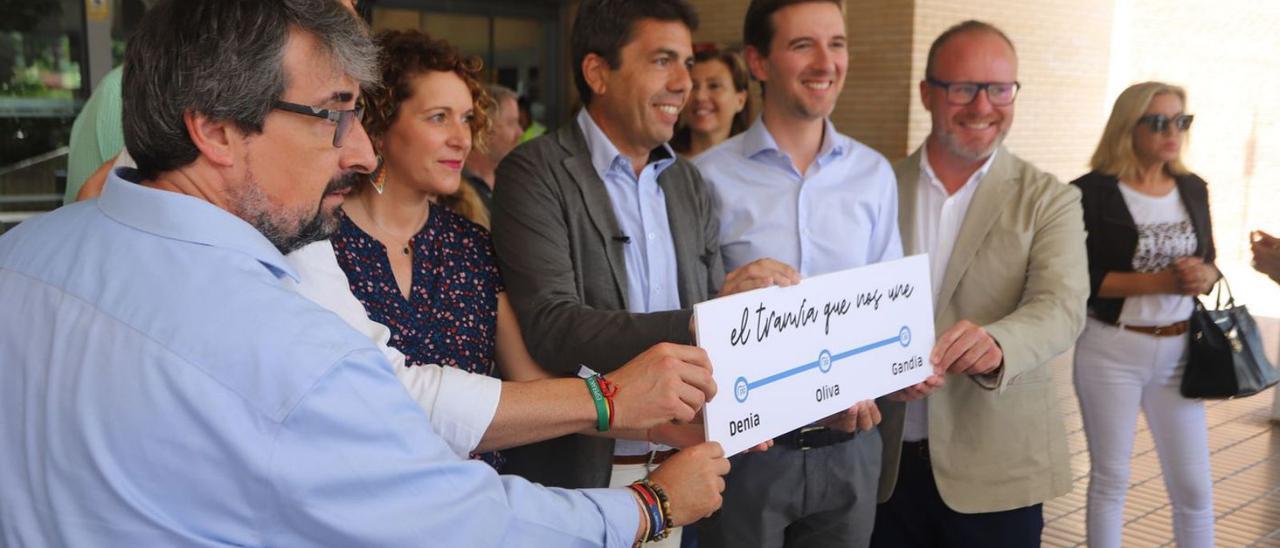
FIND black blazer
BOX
[1070,170,1215,324]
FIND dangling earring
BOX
[370,154,386,194]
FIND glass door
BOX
[368,0,563,132]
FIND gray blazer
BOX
[490,122,725,488]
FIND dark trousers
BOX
[699,429,881,548]
[870,440,1043,548]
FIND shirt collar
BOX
[575,108,676,182]
[918,140,998,194]
[741,116,846,169]
[97,168,299,282]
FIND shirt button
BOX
[647,232,656,241]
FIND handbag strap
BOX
[1208,273,1235,310]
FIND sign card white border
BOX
[695,254,935,455]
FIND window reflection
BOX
[1,0,85,231]
[370,5,557,137]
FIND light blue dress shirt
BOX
[0,170,637,547]
[576,109,682,316]
[576,109,681,456]
[694,117,904,277]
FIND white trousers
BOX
[1073,318,1213,548]
[609,463,683,548]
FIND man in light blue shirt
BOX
[693,1,906,547]
[0,1,729,545]
[577,107,684,318]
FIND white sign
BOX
[695,254,935,455]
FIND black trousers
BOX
[869,440,1043,548]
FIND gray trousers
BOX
[698,428,882,548]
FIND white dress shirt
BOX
[286,240,501,458]
[904,144,997,442]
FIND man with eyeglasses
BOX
[869,20,1088,548]
[0,0,730,545]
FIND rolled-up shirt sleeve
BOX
[266,348,639,547]
[395,363,500,458]
[285,240,501,458]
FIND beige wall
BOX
[688,0,915,156]
[908,0,1115,177]
[1114,0,1280,270]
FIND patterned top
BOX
[331,204,505,468]
[1117,182,1196,325]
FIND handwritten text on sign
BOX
[695,255,935,456]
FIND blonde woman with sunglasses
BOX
[1070,81,1219,548]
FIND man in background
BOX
[464,84,523,212]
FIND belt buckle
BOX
[797,426,825,451]
[1153,325,1164,336]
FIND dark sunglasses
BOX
[272,101,366,148]
[1136,113,1193,133]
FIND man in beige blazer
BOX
[869,20,1089,548]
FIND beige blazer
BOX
[877,146,1089,513]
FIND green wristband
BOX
[585,374,610,432]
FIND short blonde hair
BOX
[1089,81,1191,181]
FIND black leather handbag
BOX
[1181,277,1280,399]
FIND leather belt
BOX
[774,426,857,450]
[904,439,930,461]
[613,449,677,465]
[1091,315,1190,337]
[1119,320,1189,337]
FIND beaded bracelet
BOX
[643,479,674,534]
[628,480,671,543]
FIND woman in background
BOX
[1071,81,1219,548]
[671,47,750,159]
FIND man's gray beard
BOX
[227,176,348,256]
[936,126,1007,163]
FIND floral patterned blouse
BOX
[331,204,505,469]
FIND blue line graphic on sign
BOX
[733,326,911,403]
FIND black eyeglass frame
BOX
[1136,113,1194,134]
[271,100,366,148]
[925,77,1022,106]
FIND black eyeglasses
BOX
[1136,114,1194,134]
[926,77,1021,106]
[272,100,366,148]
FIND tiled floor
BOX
[1042,317,1280,547]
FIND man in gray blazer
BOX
[491,0,793,503]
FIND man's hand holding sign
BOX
[695,255,936,455]
[886,319,1002,402]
